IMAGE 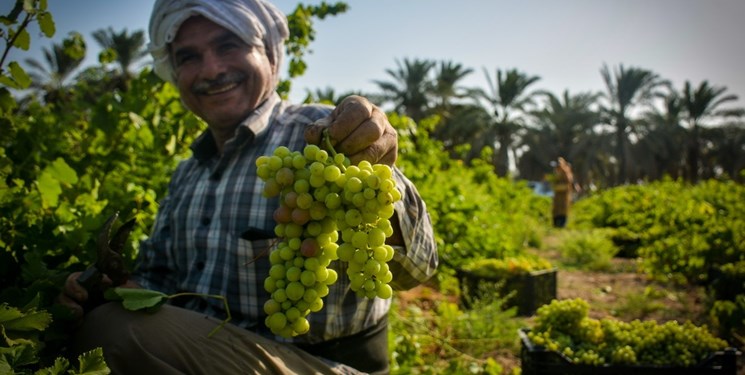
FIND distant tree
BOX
[302,86,360,105]
[635,91,687,180]
[520,90,601,184]
[600,63,669,185]
[91,27,148,88]
[431,60,473,118]
[473,68,541,177]
[699,122,745,182]
[24,41,84,103]
[374,58,435,122]
[431,103,492,160]
[681,80,745,182]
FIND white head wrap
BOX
[148,0,289,86]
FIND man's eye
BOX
[219,42,238,53]
[175,54,196,66]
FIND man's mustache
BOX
[191,72,247,95]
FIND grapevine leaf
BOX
[105,288,168,311]
[1,310,52,332]
[35,356,70,375]
[0,87,17,114]
[47,157,78,185]
[37,170,62,208]
[0,357,10,375]
[0,75,20,89]
[9,61,31,89]
[0,304,24,323]
[37,11,55,38]
[12,28,30,50]
[74,347,110,375]
[22,0,35,14]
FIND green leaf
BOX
[23,0,36,14]
[9,61,31,89]
[12,28,30,50]
[0,304,24,323]
[35,356,70,375]
[0,356,11,375]
[62,32,86,60]
[75,348,110,375]
[0,75,20,90]
[37,170,62,208]
[1,310,52,332]
[106,288,168,311]
[47,157,78,185]
[0,87,17,114]
[37,11,55,38]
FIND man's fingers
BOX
[326,96,373,142]
[304,117,332,145]
[347,128,398,166]
[335,117,384,156]
[64,272,88,302]
[57,294,84,320]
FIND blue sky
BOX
[7,0,745,108]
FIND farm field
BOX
[393,232,741,374]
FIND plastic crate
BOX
[455,268,557,316]
[519,328,741,375]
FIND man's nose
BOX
[200,51,227,79]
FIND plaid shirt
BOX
[132,93,438,344]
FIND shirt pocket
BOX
[235,233,276,322]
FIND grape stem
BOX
[322,129,346,172]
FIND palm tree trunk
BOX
[687,122,700,183]
[495,130,511,177]
[616,120,627,185]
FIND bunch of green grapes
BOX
[333,160,398,299]
[528,298,729,367]
[256,145,341,337]
[533,297,589,333]
[255,144,400,337]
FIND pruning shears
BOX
[77,212,136,310]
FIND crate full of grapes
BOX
[519,299,741,375]
[455,256,556,315]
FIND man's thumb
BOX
[304,117,332,145]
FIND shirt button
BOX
[201,217,211,226]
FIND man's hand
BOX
[58,272,101,320]
[57,272,140,320]
[305,95,398,166]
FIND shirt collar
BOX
[190,92,282,162]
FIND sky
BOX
[7,0,745,108]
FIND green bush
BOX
[557,229,619,271]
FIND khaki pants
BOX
[70,302,363,375]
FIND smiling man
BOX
[58,1,438,374]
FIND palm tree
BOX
[431,103,492,159]
[431,61,473,118]
[91,27,148,87]
[700,123,745,182]
[302,87,360,105]
[635,91,687,180]
[600,63,669,185]
[473,68,541,177]
[521,90,601,185]
[373,58,435,122]
[24,42,85,102]
[681,80,745,182]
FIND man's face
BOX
[171,16,274,131]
